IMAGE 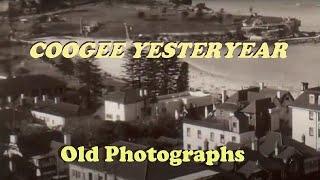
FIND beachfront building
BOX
[153,90,214,120]
[0,75,66,106]
[216,83,293,137]
[290,85,320,151]
[183,112,255,150]
[104,89,144,121]
[30,96,79,130]
[69,141,220,180]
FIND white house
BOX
[0,1,9,13]
[290,85,320,151]
[104,89,144,121]
[153,91,214,120]
[31,96,79,130]
[183,112,255,150]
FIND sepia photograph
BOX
[0,0,320,179]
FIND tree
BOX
[75,59,105,108]
[55,57,75,77]
[177,62,189,92]
[123,47,189,97]
[122,46,143,88]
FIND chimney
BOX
[7,96,11,103]
[259,82,264,90]
[274,141,279,156]
[54,97,60,104]
[175,109,179,120]
[9,134,18,145]
[251,137,258,151]
[301,82,309,91]
[34,97,38,104]
[221,90,227,103]
[64,134,71,145]
[42,95,47,101]
[276,91,281,99]
[256,160,260,166]
[205,106,208,118]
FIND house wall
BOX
[291,107,320,151]
[30,155,56,177]
[0,1,9,12]
[153,94,213,119]
[104,100,144,121]
[183,123,254,150]
[31,110,65,129]
[69,164,107,180]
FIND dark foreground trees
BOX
[123,47,189,99]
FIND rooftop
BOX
[71,141,212,180]
[290,87,320,111]
[157,91,212,102]
[184,112,250,133]
[184,119,229,131]
[219,86,292,114]
[31,98,79,117]
[237,160,263,179]
[105,89,143,104]
[0,75,65,97]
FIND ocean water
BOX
[193,0,320,32]
[187,0,320,89]
[30,1,320,90]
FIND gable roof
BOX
[241,98,275,114]
[259,132,283,157]
[291,87,320,111]
[277,146,302,162]
[237,161,263,179]
[220,87,291,114]
[0,75,65,97]
[185,112,250,133]
[31,99,79,117]
[105,89,143,104]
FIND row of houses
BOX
[1,74,320,179]
[104,89,214,122]
[182,82,320,152]
[183,82,294,151]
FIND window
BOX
[98,175,103,180]
[72,170,77,177]
[232,136,236,142]
[187,128,191,137]
[88,172,93,180]
[118,103,120,109]
[210,132,214,141]
[309,94,315,104]
[318,95,320,105]
[220,134,225,144]
[197,130,202,139]
[309,111,314,120]
[198,146,202,150]
[72,170,81,178]
[187,144,191,149]
[232,122,237,128]
[309,127,314,136]
[318,112,320,121]
[106,114,113,120]
[116,115,120,121]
